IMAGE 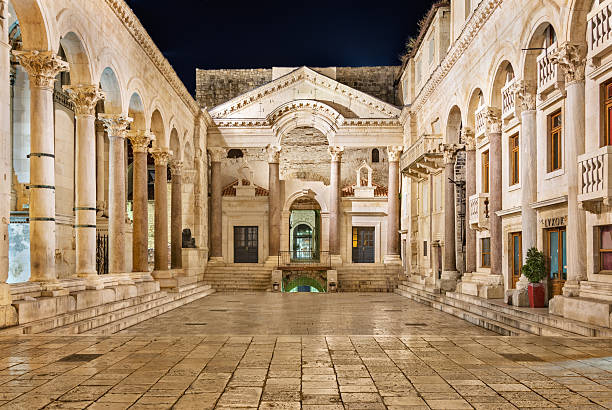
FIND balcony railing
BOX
[400,135,443,175]
[277,251,331,269]
[537,44,563,98]
[469,193,490,231]
[578,146,612,211]
[588,0,612,63]
[501,79,516,121]
[475,105,488,139]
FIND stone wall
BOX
[336,66,400,105]
[454,150,466,273]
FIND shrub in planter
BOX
[522,247,547,308]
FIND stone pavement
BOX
[0,293,610,408]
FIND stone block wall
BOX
[336,66,400,105]
[454,150,466,273]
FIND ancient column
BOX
[516,81,538,288]
[208,148,225,260]
[169,159,183,269]
[0,1,10,281]
[551,44,587,296]
[328,146,344,258]
[463,129,477,273]
[127,130,153,273]
[64,85,104,284]
[95,121,106,216]
[441,145,457,275]
[267,145,282,259]
[13,50,69,284]
[150,148,172,271]
[486,113,503,276]
[385,146,403,264]
[99,114,132,274]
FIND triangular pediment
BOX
[208,67,401,120]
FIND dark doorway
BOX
[234,226,258,263]
[352,227,375,263]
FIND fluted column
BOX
[208,148,225,260]
[99,114,132,274]
[169,159,183,269]
[329,146,344,257]
[385,146,403,264]
[551,44,587,296]
[486,114,503,276]
[13,50,68,284]
[150,148,172,271]
[0,2,10,281]
[267,145,281,258]
[127,130,153,273]
[441,145,457,274]
[64,85,104,282]
[463,129,477,274]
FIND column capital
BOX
[98,113,133,138]
[127,130,154,152]
[440,143,462,164]
[549,42,586,85]
[386,146,403,162]
[461,128,476,151]
[63,85,105,117]
[208,147,226,162]
[12,50,69,89]
[328,145,344,162]
[150,147,172,165]
[483,108,501,136]
[169,159,184,175]
[512,80,537,112]
[266,144,282,163]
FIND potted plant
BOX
[522,247,547,308]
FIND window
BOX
[481,237,491,268]
[600,225,612,271]
[482,150,490,193]
[544,24,557,48]
[227,149,244,159]
[549,110,562,171]
[371,148,379,163]
[604,80,612,146]
[510,134,519,185]
[510,232,522,288]
[423,241,428,257]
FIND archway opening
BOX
[289,196,321,261]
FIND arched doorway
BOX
[289,196,321,261]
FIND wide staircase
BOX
[203,266,272,291]
[396,279,612,337]
[337,265,402,292]
[1,281,215,336]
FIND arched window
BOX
[371,148,380,163]
[544,24,557,48]
[227,149,244,159]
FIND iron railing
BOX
[278,251,331,269]
[96,233,109,275]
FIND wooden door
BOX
[352,227,375,263]
[510,232,522,288]
[234,226,258,263]
[548,227,566,297]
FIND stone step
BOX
[47,284,214,335]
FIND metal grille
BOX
[277,251,330,269]
[96,233,108,274]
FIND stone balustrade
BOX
[475,105,487,139]
[588,0,612,64]
[537,44,563,98]
[578,146,612,211]
[501,79,516,121]
[400,135,443,178]
[469,192,490,231]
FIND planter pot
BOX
[528,282,546,308]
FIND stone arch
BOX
[57,31,92,85]
[150,109,165,148]
[521,20,560,87]
[285,276,326,292]
[169,128,180,160]
[125,77,149,128]
[128,92,146,131]
[466,87,484,129]
[489,60,515,110]
[184,139,194,169]
[445,105,463,144]
[566,0,595,43]
[283,190,327,213]
[269,100,344,145]
[9,0,50,50]
[99,67,122,115]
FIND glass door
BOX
[234,226,258,263]
[352,227,375,263]
[510,232,522,288]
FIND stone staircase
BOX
[0,282,215,336]
[396,279,612,337]
[203,266,272,291]
[336,265,402,292]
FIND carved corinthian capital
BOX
[98,113,133,138]
[512,80,536,112]
[127,130,154,153]
[169,159,184,176]
[13,50,69,89]
[328,145,344,162]
[63,85,105,116]
[483,108,501,136]
[461,127,475,151]
[208,147,226,162]
[440,143,462,165]
[150,147,172,166]
[387,146,403,162]
[266,144,282,163]
[549,43,587,85]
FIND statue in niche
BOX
[182,228,196,248]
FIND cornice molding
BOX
[411,0,503,112]
[212,118,402,128]
[104,0,199,115]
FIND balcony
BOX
[537,44,564,99]
[501,79,516,122]
[578,146,612,212]
[588,0,612,65]
[469,193,490,231]
[400,135,443,179]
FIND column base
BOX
[383,254,402,265]
[330,254,343,267]
[75,273,105,290]
[563,280,582,297]
[265,256,279,268]
[208,256,225,266]
[549,294,612,328]
[456,272,504,299]
[439,270,460,292]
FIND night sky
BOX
[124,0,434,96]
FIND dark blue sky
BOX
[124,0,434,95]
